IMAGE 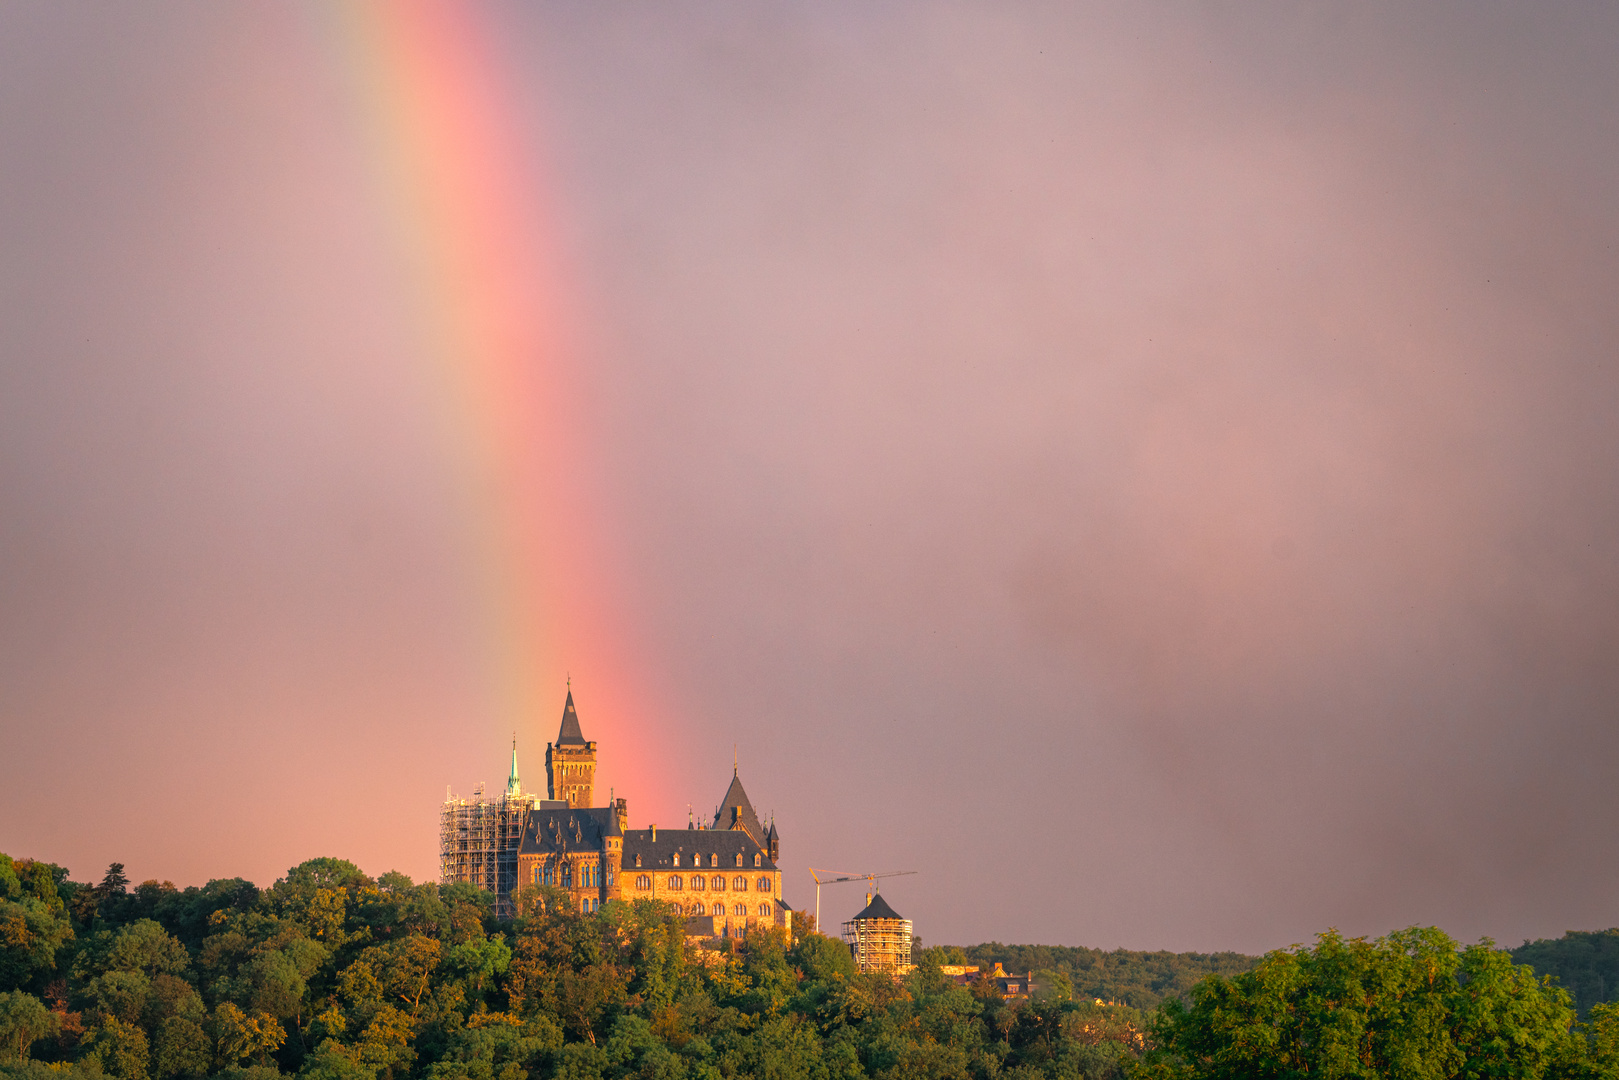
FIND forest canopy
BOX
[3,851,1618,1080]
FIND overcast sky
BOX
[4,2,1619,954]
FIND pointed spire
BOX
[556,689,587,746]
[506,734,521,795]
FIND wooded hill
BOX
[935,944,1256,1011]
[7,851,1619,1080]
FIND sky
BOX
[4,2,1619,956]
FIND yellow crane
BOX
[808,867,917,930]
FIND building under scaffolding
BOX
[440,745,537,918]
[842,892,915,975]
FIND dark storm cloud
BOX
[3,2,1619,953]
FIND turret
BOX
[505,737,522,797]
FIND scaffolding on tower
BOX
[440,781,533,918]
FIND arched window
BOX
[607,871,615,887]
[754,854,761,868]
[691,902,704,915]
[733,876,747,891]
[735,853,743,867]
[757,877,771,893]
[561,864,573,888]
[690,875,704,892]
[711,875,725,891]
[710,853,718,867]
[668,875,683,891]
[635,875,650,891]
[672,853,681,868]
[759,904,771,917]
[732,903,745,916]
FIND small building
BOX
[842,892,914,975]
[987,961,1030,998]
[938,961,1034,999]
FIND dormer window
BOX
[735,853,743,867]
[754,854,761,867]
[634,854,642,867]
[673,853,681,868]
[710,853,718,867]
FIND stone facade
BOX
[504,693,789,939]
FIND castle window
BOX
[672,853,681,868]
[635,854,641,867]
[635,875,650,891]
[711,875,725,891]
[710,854,718,867]
[732,903,745,916]
[691,902,704,915]
[668,875,683,891]
[759,903,771,917]
[733,876,747,891]
[757,877,771,892]
[754,854,761,867]
[690,875,704,892]
[607,871,615,887]
[735,853,743,867]
[562,865,573,887]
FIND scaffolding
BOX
[440,783,534,918]
[842,901,915,976]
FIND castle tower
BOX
[843,891,914,975]
[546,689,596,808]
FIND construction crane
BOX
[807,868,917,930]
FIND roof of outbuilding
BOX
[850,892,905,921]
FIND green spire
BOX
[506,735,521,795]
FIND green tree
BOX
[0,896,74,993]
[150,1016,210,1080]
[1134,928,1582,1080]
[82,1016,149,1080]
[0,992,58,1064]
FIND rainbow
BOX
[311,2,671,812]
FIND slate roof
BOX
[850,892,905,921]
[518,806,617,856]
[555,690,587,746]
[711,771,764,841]
[622,826,777,872]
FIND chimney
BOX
[651,824,657,842]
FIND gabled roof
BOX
[711,771,764,842]
[851,892,905,921]
[555,690,587,746]
[518,806,618,857]
[621,828,776,872]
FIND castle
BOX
[440,690,789,938]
